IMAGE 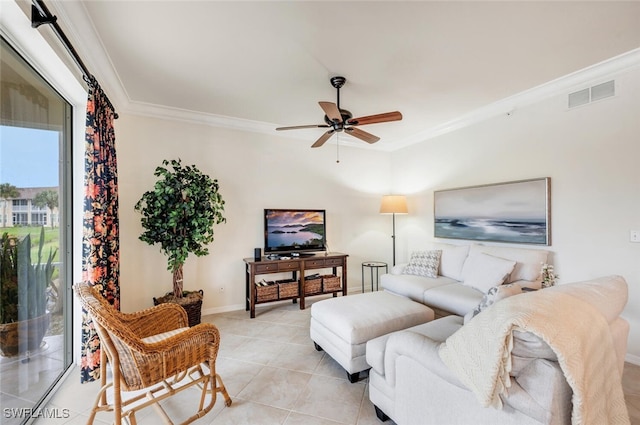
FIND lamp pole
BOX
[380,195,408,267]
[391,212,397,266]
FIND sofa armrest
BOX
[387,331,572,425]
[383,330,466,389]
[390,263,407,275]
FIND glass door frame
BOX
[1,1,90,419]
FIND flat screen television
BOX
[264,209,326,255]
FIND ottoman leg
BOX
[314,342,323,352]
[347,371,359,383]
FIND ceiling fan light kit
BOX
[276,76,403,148]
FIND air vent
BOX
[568,80,615,108]
[568,88,590,108]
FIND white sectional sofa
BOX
[381,243,550,317]
[366,275,630,425]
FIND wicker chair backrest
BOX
[74,283,149,389]
[76,283,152,348]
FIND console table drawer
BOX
[278,261,300,271]
[305,259,325,268]
[325,258,344,267]
[255,263,278,273]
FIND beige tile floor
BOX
[26,296,640,425]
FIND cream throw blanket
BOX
[438,289,629,425]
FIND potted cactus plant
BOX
[0,227,57,357]
[134,159,226,326]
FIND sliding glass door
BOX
[0,36,73,424]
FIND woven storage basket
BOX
[255,282,278,302]
[153,289,203,327]
[277,279,299,298]
[322,275,341,292]
[304,277,322,295]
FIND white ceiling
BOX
[51,1,640,151]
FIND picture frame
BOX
[434,177,551,245]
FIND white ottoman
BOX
[310,291,434,382]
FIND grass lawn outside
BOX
[1,225,60,263]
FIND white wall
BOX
[116,66,640,361]
[389,66,640,361]
[116,115,394,313]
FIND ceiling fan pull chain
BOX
[336,133,340,163]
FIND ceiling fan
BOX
[276,76,403,148]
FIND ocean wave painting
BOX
[434,178,550,245]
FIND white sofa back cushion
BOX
[467,244,549,283]
[461,253,516,293]
[431,243,470,281]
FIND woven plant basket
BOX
[153,290,203,327]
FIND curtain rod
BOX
[31,0,119,119]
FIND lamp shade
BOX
[380,195,408,214]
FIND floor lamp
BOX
[380,195,408,266]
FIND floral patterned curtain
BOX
[80,78,119,383]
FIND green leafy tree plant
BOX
[135,159,226,298]
[0,183,20,228]
[33,189,59,228]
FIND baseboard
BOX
[201,284,366,316]
[201,303,246,316]
[625,353,640,366]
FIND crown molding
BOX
[125,47,640,152]
[389,47,640,151]
[51,1,130,110]
[51,1,640,152]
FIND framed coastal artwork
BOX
[434,178,550,245]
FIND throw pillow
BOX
[463,284,522,324]
[461,252,517,293]
[403,250,442,278]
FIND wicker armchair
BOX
[74,282,231,425]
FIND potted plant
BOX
[134,159,226,326]
[0,227,57,357]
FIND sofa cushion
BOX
[463,284,522,324]
[422,283,484,317]
[381,273,455,304]
[511,330,557,361]
[434,243,470,280]
[467,244,548,283]
[404,250,441,278]
[366,315,463,378]
[461,252,516,293]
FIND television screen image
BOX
[264,209,326,254]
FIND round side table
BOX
[361,261,388,293]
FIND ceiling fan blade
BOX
[276,124,330,131]
[311,130,335,148]
[345,127,380,144]
[319,101,342,123]
[346,111,402,126]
